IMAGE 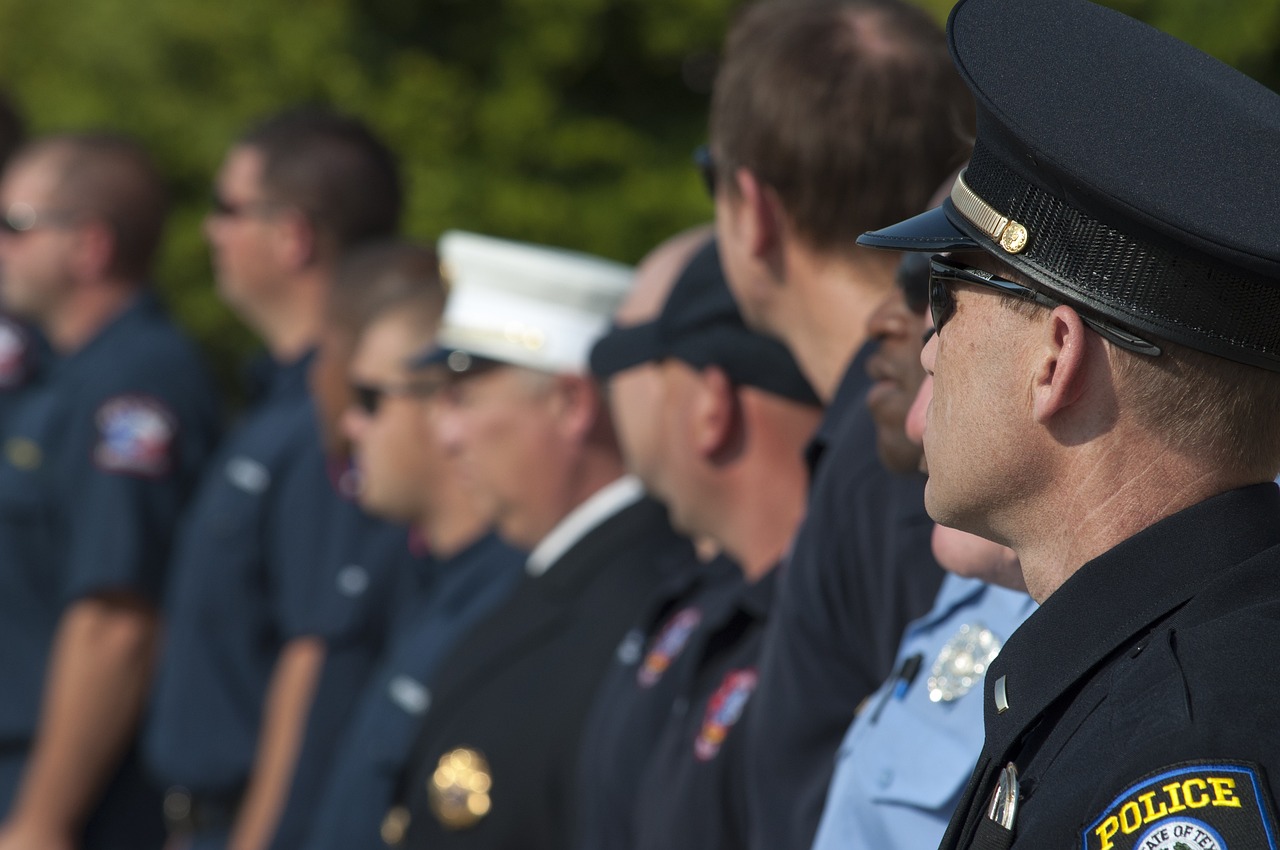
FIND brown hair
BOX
[329,239,445,339]
[710,0,973,258]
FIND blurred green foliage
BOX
[0,0,1273,393]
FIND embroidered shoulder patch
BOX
[93,395,176,477]
[637,607,702,688]
[694,668,758,762]
[1083,762,1279,850]
[0,317,31,388]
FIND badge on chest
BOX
[1083,762,1279,850]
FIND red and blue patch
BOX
[93,395,176,478]
[637,607,702,688]
[694,668,758,762]
[0,317,32,389]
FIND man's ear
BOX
[694,365,743,464]
[70,218,115,280]
[1031,305,1092,424]
[274,207,319,271]
[733,168,783,263]
[551,373,603,443]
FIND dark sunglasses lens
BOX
[928,272,955,332]
[693,145,716,198]
[354,385,382,416]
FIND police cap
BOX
[858,0,1280,371]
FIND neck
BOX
[46,280,137,354]
[523,450,628,549]
[255,268,329,362]
[417,478,493,561]
[1010,443,1254,602]
[770,248,897,402]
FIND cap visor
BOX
[857,204,979,253]
[408,344,453,370]
[588,321,664,380]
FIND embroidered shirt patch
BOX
[1083,762,1279,850]
[0,318,30,388]
[694,668,758,762]
[93,395,176,477]
[637,607,702,688]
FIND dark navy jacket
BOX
[743,347,943,850]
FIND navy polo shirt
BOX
[0,292,220,750]
[573,556,741,850]
[297,533,524,850]
[144,351,342,796]
[742,347,944,850]
[268,457,434,850]
[632,568,775,850]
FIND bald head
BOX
[614,225,713,327]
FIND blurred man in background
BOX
[145,108,401,850]
[290,240,523,850]
[706,2,973,846]
[0,133,221,850]
[391,231,693,850]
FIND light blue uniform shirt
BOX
[810,573,1035,850]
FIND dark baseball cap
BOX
[590,239,819,406]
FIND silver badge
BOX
[927,621,1002,703]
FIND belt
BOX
[163,786,242,836]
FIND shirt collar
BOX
[526,475,646,577]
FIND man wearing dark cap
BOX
[859,0,1280,847]
[591,235,822,850]
[706,2,968,846]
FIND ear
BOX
[274,207,319,271]
[732,168,783,262]
[551,373,602,443]
[70,219,116,280]
[1031,305,1092,424]
[693,366,742,463]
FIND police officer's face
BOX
[0,154,79,322]
[918,256,1042,543]
[433,365,575,549]
[865,285,928,474]
[342,313,442,524]
[204,146,288,316]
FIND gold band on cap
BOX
[950,170,1029,254]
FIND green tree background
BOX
[0,0,1274,393]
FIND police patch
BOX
[93,395,176,477]
[0,317,31,388]
[637,607,702,688]
[1083,762,1279,850]
[694,668,757,762]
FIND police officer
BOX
[858,0,1280,846]
[572,229,740,850]
[280,241,524,850]
[391,231,694,850]
[0,134,221,850]
[144,108,402,850]
[591,237,823,850]
[811,247,1035,850]
[706,2,968,846]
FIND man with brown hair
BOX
[0,133,221,850]
[705,2,972,847]
[859,0,1280,846]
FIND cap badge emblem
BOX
[950,170,1030,254]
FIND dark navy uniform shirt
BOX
[939,484,1280,850]
[0,292,220,749]
[743,347,943,850]
[299,533,524,850]
[268,456,433,850]
[633,569,776,850]
[145,351,341,796]
[573,556,740,850]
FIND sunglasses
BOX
[351,380,440,416]
[209,191,278,220]
[0,202,77,235]
[693,144,717,198]
[927,257,1161,356]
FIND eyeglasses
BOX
[693,145,717,198]
[209,191,278,220]
[0,202,78,235]
[351,380,440,416]
[927,257,1161,356]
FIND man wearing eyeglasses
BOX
[0,134,221,850]
[386,231,694,850]
[145,109,403,850]
[704,3,973,848]
[857,0,1280,847]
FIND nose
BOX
[341,404,369,447]
[431,400,468,457]
[905,373,932,448]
